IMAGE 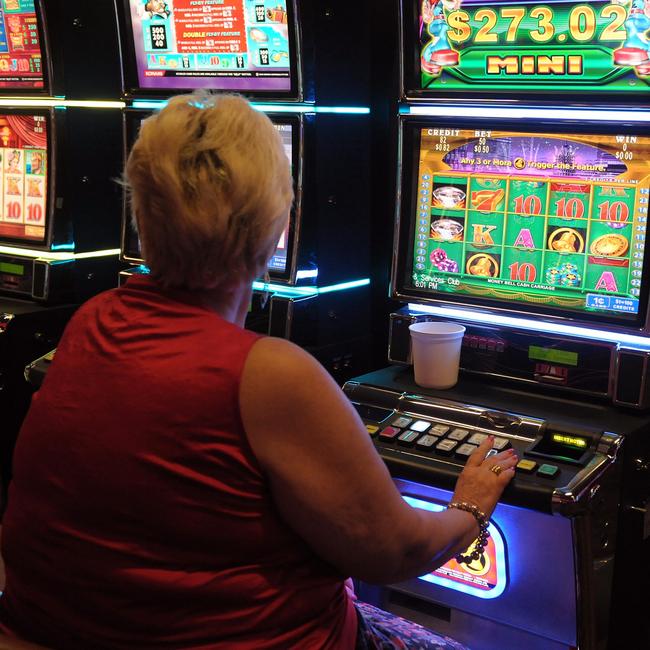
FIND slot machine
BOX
[115,0,372,381]
[1,2,124,505]
[346,1,650,649]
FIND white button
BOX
[410,420,431,433]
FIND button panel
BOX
[354,402,588,492]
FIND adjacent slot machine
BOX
[116,1,373,381]
[346,2,650,648]
[117,0,301,100]
[0,0,47,93]
[120,109,303,287]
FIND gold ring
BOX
[490,465,503,476]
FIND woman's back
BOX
[0,274,355,649]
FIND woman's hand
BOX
[451,435,517,519]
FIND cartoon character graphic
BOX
[6,150,21,173]
[612,0,650,77]
[421,0,462,76]
[266,5,288,24]
[6,15,24,51]
[144,0,171,20]
[29,152,44,175]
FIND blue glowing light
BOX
[407,303,650,350]
[403,495,507,600]
[252,278,370,297]
[131,100,370,115]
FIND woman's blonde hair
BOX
[125,92,294,290]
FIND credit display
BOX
[0,113,48,243]
[409,128,650,320]
[0,0,44,90]
[127,0,293,93]
[416,0,650,94]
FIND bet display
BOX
[409,127,650,320]
[417,0,650,94]
[0,113,47,243]
[127,0,293,93]
[0,0,44,90]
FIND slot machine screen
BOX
[121,0,299,97]
[0,0,45,91]
[396,120,650,326]
[405,0,650,98]
[123,112,300,281]
[0,112,49,245]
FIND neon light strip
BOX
[403,496,507,600]
[407,303,650,350]
[405,105,650,123]
[131,100,369,115]
[0,246,120,261]
[0,98,125,109]
[253,278,370,297]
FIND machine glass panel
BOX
[405,0,650,98]
[0,112,49,245]
[0,0,45,92]
[122,111,300,282]
[397,120,650,326]
[122,0,299,97]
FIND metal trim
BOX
[552,431,623,513]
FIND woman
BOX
[0,94,516,649]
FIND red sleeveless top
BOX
[0,274,357,649]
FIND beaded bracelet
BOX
[447,501,490,564]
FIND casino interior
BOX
[0,1,649,649]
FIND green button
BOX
[537,464,559,479]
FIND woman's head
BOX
[125,93,294,290]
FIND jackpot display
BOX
[0,113,48,243]
[0,0,44,90]
[414,0,650,95]
[126,0,294,93]
[406,126,650,321]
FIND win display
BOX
[416,0,650,94]
[0,0,44,90]
[127,0,293,93]
[409,127,650,319]
[0,113,48,243]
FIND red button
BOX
[379,426,401,441]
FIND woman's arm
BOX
[240,337,515,584]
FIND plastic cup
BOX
[409,322,466,389]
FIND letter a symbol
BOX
[595,272,618,292]
[514,229,534,249]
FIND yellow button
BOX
[366,425,379,436]
[516,459,537,473]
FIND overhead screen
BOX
[0,0,45,91]
[408,0,650,96]
[123,114,298,279]
[124,0,297,95]
[0,112,48,244]
[398,121,650,324]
